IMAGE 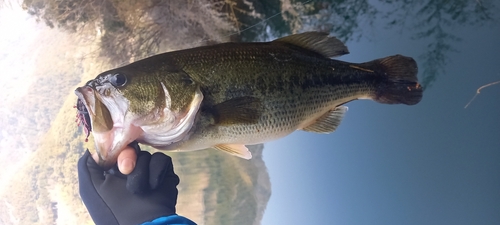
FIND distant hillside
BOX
[0,106,271,224]
[0,114,271,225]
[173,144,271,225]
[0,1,272,224]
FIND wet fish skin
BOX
[75,32,422,168]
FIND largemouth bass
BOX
[75,32,423,168]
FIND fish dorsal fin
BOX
[301,106,348,134]
[214,144,252,159]
[273,32,349,58]
[211,96,262,125]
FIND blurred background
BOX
[0,0,498,224]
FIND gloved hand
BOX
[78,142,180,225]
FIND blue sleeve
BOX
[140,215,197,225]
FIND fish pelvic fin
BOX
[214,144,252,159]
[273,32,349,58]
[362,55,423,105]
[302,106,348,134]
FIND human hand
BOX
[98,143,137,175]
[78,142,180,225]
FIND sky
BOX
[261,4,500,225]
[0,2,40,106]
[0,1,499,225]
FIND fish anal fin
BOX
[212,96,262,125]
[273,32,349,58]
[302,106,348,134]
[214,144,252,159]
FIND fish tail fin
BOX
[363,55,423,105]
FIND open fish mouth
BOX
[75,86,114,133]
[74,86,98,140]
[75,97,92,142]
[75,86,145,169]
[74,86,118,168]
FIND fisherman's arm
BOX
[78,143,196,225]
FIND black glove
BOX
[78,142,180,225]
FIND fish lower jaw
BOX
[92,125,143,167]
[92,131,115,162]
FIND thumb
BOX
[117,146,138,175]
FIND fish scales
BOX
[157,43,391,149]
[75,32,422,167]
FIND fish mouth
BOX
[75,96,92,142]
[74,86,133,169]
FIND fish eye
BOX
[110,73,127,87]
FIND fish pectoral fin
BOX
[214,144,252,159]
[273,32,349,58]
[212,96,262,125]
[301,106,348,134]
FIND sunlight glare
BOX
[0,3,41,106]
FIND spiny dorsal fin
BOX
[301,106,348,134]
[211,96,262,125]
[273,32,349,58]
[214,144,252,159]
